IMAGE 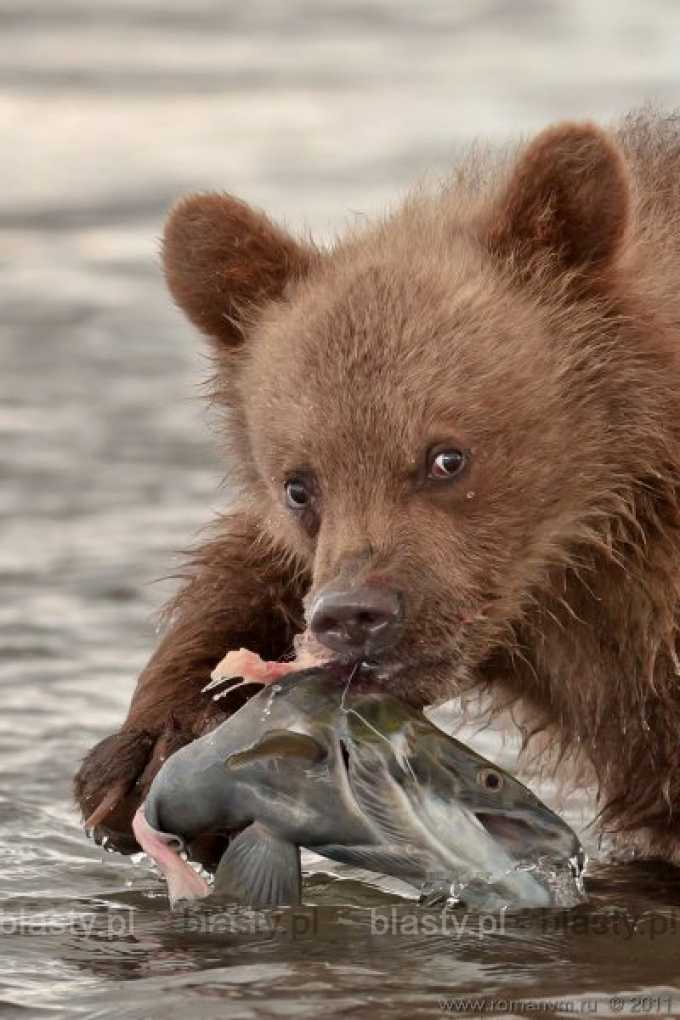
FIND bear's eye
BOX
[477,767,503,792]
[427,447,467,481]
[285,477,311,510]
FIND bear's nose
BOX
[309,584,403,657]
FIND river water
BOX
[4,2,680,1017]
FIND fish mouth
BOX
[475,812,545,854]
[468,810,586,907]
[474,810,581,867]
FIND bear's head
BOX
[162,122,664,707]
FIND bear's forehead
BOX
[244,255,552,439]
[244,267,459,453]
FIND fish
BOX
[133,665,585,911]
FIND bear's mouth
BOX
[341,653,456,707]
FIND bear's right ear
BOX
[163,193,316,346]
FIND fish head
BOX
[341,692,585,908]
[424,728,583,869]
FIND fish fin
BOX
[313,843,426,881]
[348,744,425,850]
[351,744,488,880]
[225,730,326,771]
[214,822,302,907]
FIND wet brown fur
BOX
[76,110,680,863]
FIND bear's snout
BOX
[308,583,403,658]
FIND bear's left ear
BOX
[488,122,630,279]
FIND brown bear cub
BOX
[75,111,680,866]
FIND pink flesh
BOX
[212,640,328,686]
[132,806,210,907]
[216,648,297,683]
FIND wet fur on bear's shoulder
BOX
[77,110,680,864]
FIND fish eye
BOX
[426,445,468,482]
[478,767,503,792]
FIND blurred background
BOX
[6,0,680,764]
[3,2,680,1014]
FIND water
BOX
[4,1,680,1015]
